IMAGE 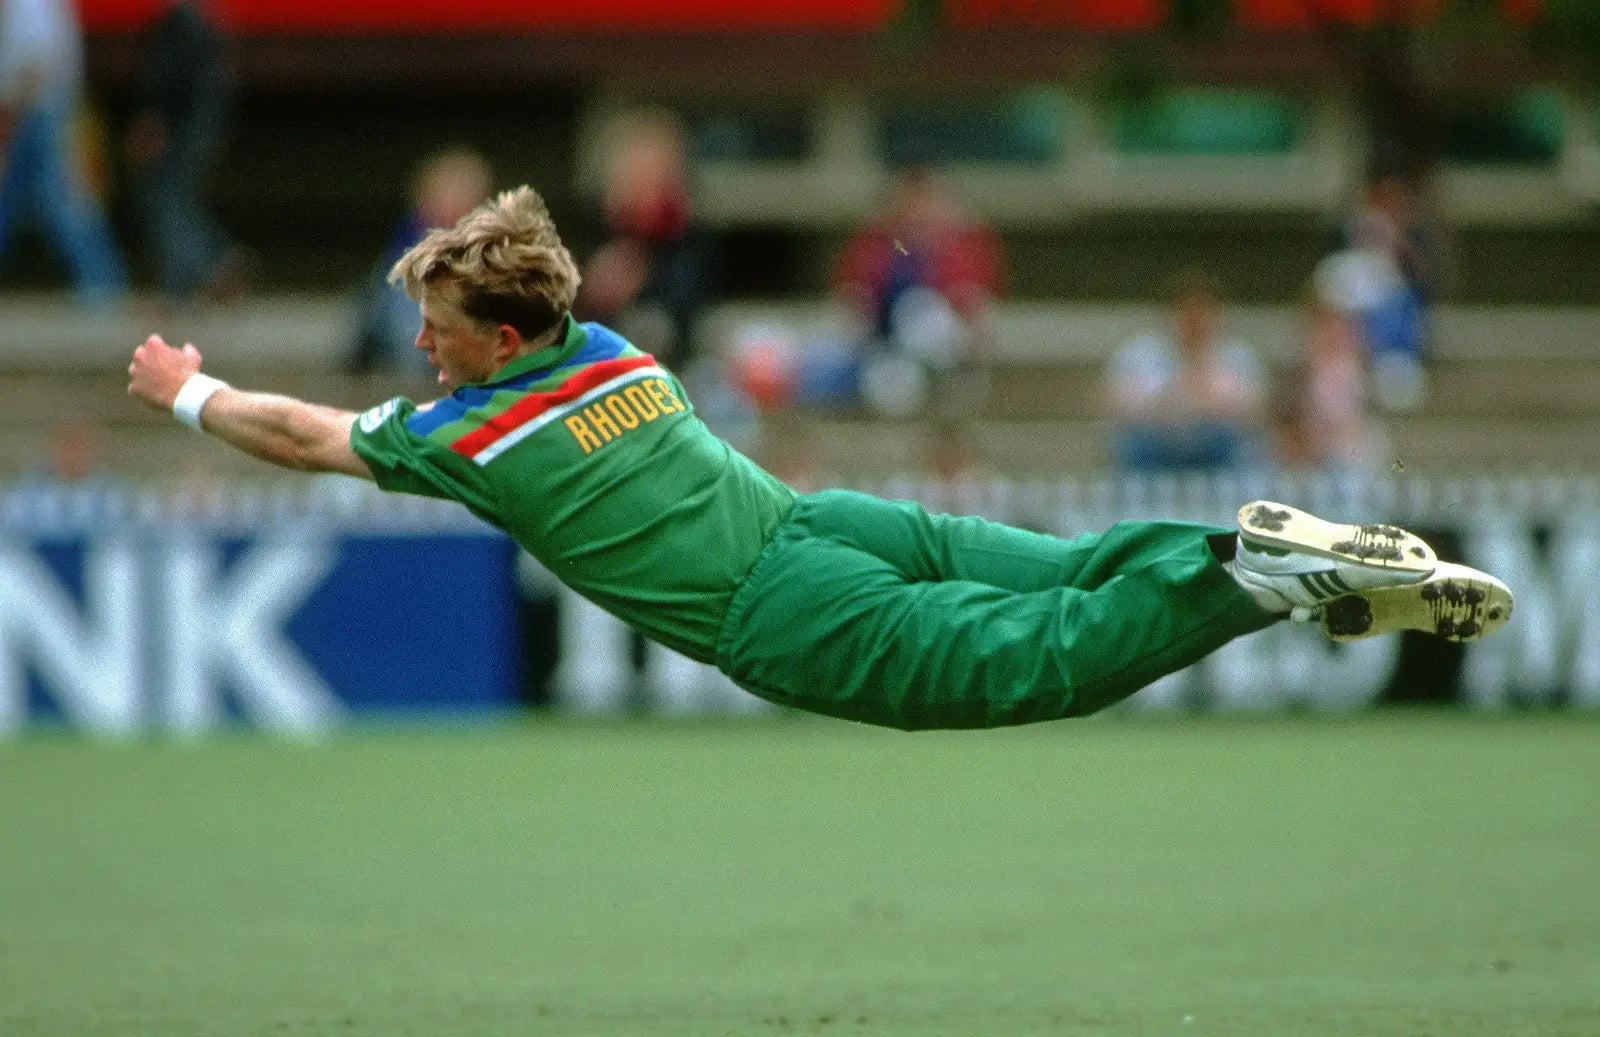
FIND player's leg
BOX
[718,492,1276,730]
[718,493,1512,730]
[31,94,128,302]
[144,137,230,299]
[0,104,44,257]
[789,487,1219,595]
[807,488,1512,645]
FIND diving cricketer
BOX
[127,186,1512,730]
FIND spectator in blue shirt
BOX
[0,0,128,305]
[350,147,492,377]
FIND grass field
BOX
[2,711,1597,1036]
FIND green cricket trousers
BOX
[715,488,1276,730]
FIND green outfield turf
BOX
[2,711,1597,1036]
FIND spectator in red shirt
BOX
[829,169,1006,418]
[576,109,707,371]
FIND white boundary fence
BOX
[1,471,1595,734]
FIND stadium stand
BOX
[7,12,1590,486]
[4,296,1597,481]
[578,87,1600,230]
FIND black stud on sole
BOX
[1320,563,1514,643]
[1239,500,1436,575]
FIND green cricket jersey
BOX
[349,317,797,662]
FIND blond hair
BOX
[390,186,581,344]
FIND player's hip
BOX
[713,490,1049,727]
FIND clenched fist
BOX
[128,334,203,411]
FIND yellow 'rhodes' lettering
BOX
[564,375,682,454]
[645,378,681,414]
[605,394,640,429]
[623,384,659,420]
[584,403,621,441]
[564,415,602,455]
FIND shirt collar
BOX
[472,315,584,387]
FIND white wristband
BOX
[172,373,229,431]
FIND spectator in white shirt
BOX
[1106,269,1266,474]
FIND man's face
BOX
[416,290,502,389]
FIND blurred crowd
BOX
[0,0,246,310]
[1,10,1448,488]
[703,157,1441,484]
[1104,170,1440,480]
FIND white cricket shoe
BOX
[1317,561,1514,643]
[1233,500,1437,613]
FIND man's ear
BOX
[494,324,524,364]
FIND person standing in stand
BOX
[0,0,128,304]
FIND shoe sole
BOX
[1320,562,1514,643]
[1238,500,1436,575]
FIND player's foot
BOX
[1315,561,1514,643]
[1238,501,1436,573]
[1232,500,1437,613]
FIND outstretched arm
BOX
[128,334,374,479]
